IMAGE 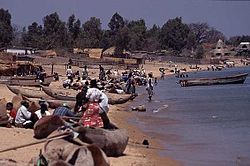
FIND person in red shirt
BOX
[6,102,17,125]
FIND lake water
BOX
[130,66,250,166]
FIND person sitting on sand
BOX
[74,84,88,113]
[53,103,75,117]
[81,79,111,129]
[35,103,51,119]
[63,78,72,89]
[6,102,17,125]
[15,100,38,128]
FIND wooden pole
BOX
[51,64,54,75]
[0,132,71,154]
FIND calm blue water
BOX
[130,67,250,166]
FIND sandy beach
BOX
[0,85,179,165]
[0,56,246,165]
[0,60,182,166]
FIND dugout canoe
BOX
[74,126,129,157]
[179,73,248,87]
[0,75,54,87]
[41,86,136,105]
[6,85,51,99]
[42,86,76,101]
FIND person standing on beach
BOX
[159,68,165,80]
[146,73,154,101]
[99,65,105,81]
[66,66,73,83]
[82,65,88,80]
[125,72,133,94]
[154,77,158,86]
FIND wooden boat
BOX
[9,75,54,86]
[179,73,248,87]
[74,126,128,157]
[42,86,75,101]
[6,85,52,99]
[41,86,136,105]
[0,75,54,86]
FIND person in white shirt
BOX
[146,72,154,101]
[83,79,111,128]
[15,100,38,128]
[66,66,73,83]
[35,103,51,119]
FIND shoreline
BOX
[0,81,180,166]
[108,103,181,166]
[0,57,248,165]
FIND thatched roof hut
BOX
[103,47,116,56]
[84,48,103,59]
[102,47,131,57]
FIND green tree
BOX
[43,12,68,49]
[100,30,112,50]
[81,17,103,48]
[108,12,125,49]
[12,24,23,46]
[114,26,130,55]
[144,24,161,51]
[195,45,204,59]
[127,19,147,50]
[186,31,196,50]
[160,17,190,51]
[189,23,209,45]
[189,22,225,45]
[204,27,225,44]
[22,22,44,48]
[108,12,125,33]
[67,14,81,47]
[0,8,13,47]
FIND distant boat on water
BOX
[179,73,248,87]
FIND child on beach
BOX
[6,102,17,125]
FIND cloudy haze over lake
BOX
[1,0,250,37]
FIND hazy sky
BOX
[1,0,250,37]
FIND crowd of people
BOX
[1,63,167,130]
[3,78,112,129]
